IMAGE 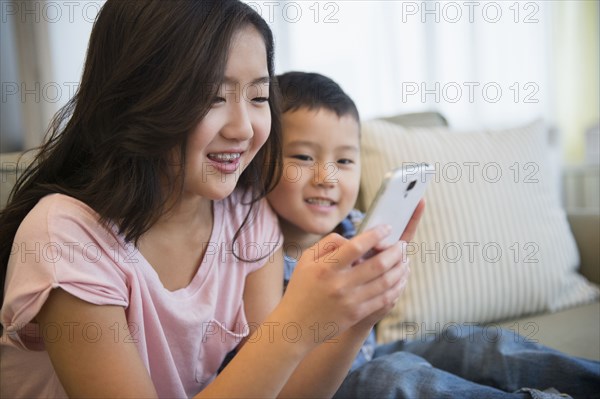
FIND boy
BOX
[268,72,599,398]
[267,71,378,370]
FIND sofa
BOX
[1,112,599,362]
[355,112,600,362]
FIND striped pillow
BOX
[359,119,600,343]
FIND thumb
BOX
[300,233,347,265]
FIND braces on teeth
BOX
[210,153,241,161]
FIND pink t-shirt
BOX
[0,191,282,398]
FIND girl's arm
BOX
[36,289,159,398]
[36,253,307,399]
[36,226,405,399]
[275,236,409,399]
[220,229,409,398]
[35,256,308,399]
[240,201,424,398]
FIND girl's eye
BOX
[291,155,313,162]
[338,159,354,165]
[212,96,225,104]
[253,97,269,103]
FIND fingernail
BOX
[400,241,408,253]
[379,224,392,236]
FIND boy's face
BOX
[268,107,361,236]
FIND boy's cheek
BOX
[281,163,312,184]
[342,169,362,188]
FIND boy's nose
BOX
[312,162,336,188]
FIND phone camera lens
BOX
[407,180,417,191]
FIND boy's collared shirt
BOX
[283,209,376,371]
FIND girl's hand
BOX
[355,198,423,327]
[278,225,409,347]
[353,248,410,330]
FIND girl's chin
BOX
[208,186,238,200]
[183,182,238,201]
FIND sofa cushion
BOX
[359,119,600,343]
[498,301,600,361]
[1,151,35,210]
[379,111,448,128]
[567,210,600,285]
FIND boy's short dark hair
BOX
[276,72,360,122]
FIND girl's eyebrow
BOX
[223,76,270,85]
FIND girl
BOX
[0,1,415,398]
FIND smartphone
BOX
[358,163,435,246]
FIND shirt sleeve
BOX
[1,194,130,349]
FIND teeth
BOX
[208,153,241,162]
[306,198,334,206]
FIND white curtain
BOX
[2,0,597,161]
[262,0,554,130]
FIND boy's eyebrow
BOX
[337,144,360,152]
[287,140,359,152]
[223,76,270,85]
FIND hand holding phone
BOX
[358,163,434,247]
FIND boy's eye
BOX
[338,158,354,165]
[290,154,313,162]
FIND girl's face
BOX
[182,25,271,201]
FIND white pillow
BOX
[359,119,600,343]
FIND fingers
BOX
[288,227,412,335]
[400,199,425,242]
[395,258,411,295]
[357,257,411,315]
[349,239,406,281]
[317,232,347,256]
[297,232,346,267]
[352,240,408,283]
[323,225,392,270]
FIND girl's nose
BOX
[221,100,253,141]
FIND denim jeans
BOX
[333,326,600,399]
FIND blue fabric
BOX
[334,326,600,399]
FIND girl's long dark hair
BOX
[0,0,282,307]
